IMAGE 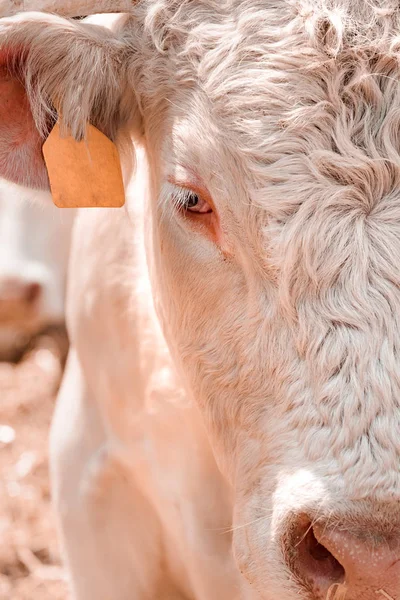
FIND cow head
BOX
[2,2,400,599]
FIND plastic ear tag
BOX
[42,122,125,208]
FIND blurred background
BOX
[0,179,74,600]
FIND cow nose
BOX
[0,276,42,307]
[289,518,400,599]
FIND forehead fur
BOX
[130,0,400,156]
[130,0,400,297]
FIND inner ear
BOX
[0,55,51,190]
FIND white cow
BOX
[0,2,400,600]
[0,180,74,360]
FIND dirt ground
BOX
[0,329,69,600]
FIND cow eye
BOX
[185,193,199,209]
[168,180,219,243]
[181,190,212,214]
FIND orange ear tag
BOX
[42,122,125,208]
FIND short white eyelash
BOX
[159,181,195,221]
[172,186,195,210]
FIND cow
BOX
[0,1,399,599]
[0,179,74,360]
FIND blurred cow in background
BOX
[0,180,74,360]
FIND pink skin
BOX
[0,56,49,189]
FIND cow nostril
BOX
[305,528,343,575]
[287,520,345,596]
[0,277,42,308]
[24,282,42,305]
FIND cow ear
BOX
[0,56,49,189]
[0,12,139,191]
